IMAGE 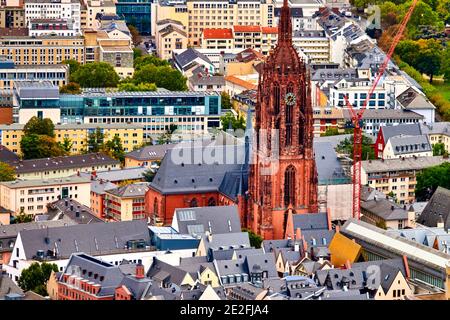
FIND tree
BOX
[132,64,188,91]
[62,59,81,81]
[242,228,263,249]
[134,55,170,70]
[143,168,156,182]
[128,25,142,46]
[0,162,16,182]
[398,0,443,37]
[433,143,447,156]
[415,39,443,83]
[13,208,34,224]
[21,134,65,160]
[118,82,157,92]
[23,116,55,137]
[104,135,125,163]
[415,162,450,200]
[18,262,58,296]
[441,46,450,82]
[71,62,120,88]
[322,127,340,136]
[221,92,233,110]
[336,135,375,160]
[60,82,81,94]
[376,220,387,230]
[59,137,73,154]
[133,48,143,60]
[86,128,105,153]
[220,112,246,131]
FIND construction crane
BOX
[345,0,419,220]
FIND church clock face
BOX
[285,92,296,106]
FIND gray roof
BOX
[0,220,74,242]
[418,187,450,231]
[18,220,151,260]
[173,48,212,70]
[397,87,435,110]
[189,74,225,86]
[314,141,348,184]
[215,253,277,278]
[362,156,450,174]
[90,179,117,195]
[173,205,241,236]
[0,176,90,189]
[149,144,245,195]
[342,109,424,120]
[0,146,19,165]
[315,268,365,291]
[46,198,103,224]
[11,153,119,174]
[0,273,24,299]
[420,122,450,136]
[106,182,149,198]
[202,232,251,252]
[147,258,189,287]
[387,227,448,248]
[361,197,409,221]
[389,134,431,155]
[380,123,422,143]
[126,144,175,161]
[292,212,329,231]
[80,167,147,183]
[302,229,335,248]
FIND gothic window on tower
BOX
[284,165,296,206]
[285,83,294,146]
[208,197,216,206]
[273,83,280,114]
[153,198,158,215]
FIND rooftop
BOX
[0,176,91,189]
[361,156,450,173]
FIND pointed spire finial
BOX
[278,0,292,43]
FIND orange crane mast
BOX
[345,0,419,219]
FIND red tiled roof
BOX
[224,75,257,90]
[202,28,233,39]
[261,27,278,34]
[233,25,262,32]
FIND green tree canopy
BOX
[132,64,187,91]
[133,48,143,60]
[60,82,81,94]
[59,137,74,153]
[433,143,447,156]
[336,135,375,160]
[104,135,125,163]
[134,55,170,70]
[118,82,157,92]
[13,208,34,224]
[71,62,120,88]
[62,59,81,81]
[415,162,450,200]
[18,262,58,296]
[143,168,156,182]
[85,127,105,153]
[220,112,246,131]
[23,117,55,137]
[21,134,65,160]
[242,228,263,248]
[0,161,16,182]
[221,92,233,110]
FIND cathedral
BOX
[145,0,318,241]
[247,0,319,240]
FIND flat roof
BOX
[342,219,450,271]
[362,156,449,174]
[0,176,91,189]
[0,123,144,131]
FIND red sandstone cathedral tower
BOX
[248,0,318,240]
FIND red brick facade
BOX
[247,0,318,240]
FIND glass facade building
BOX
[116,0,152,35]
[59,90,221,138]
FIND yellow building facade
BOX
[0,123,144,155]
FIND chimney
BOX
[135,262,145,279]
[335,224,340,233]
[437,214,445,229]
[402,255,411,279]
[92,170,97,177]
[77,171,81,177]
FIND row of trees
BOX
[60,52,187,93]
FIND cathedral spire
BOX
[278,0,292,44]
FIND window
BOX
[284,166,296,206]
[190,198,198,207]
[208,197,216,206]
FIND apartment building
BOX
[155,19,188,61]
[0,58,68,90]
[80,0,116,30]
[342,109,424,137]
[0,0,25,29]
[186,0,274,47]
[116,0,152,35]
[151,0,188,37]
[421,122,450,153]
[0,36,85,65]
[24,0,81,35]
[28,18,78,37]
[12,81,222,139]
[0,176,91,216]
[383,134,432,160]
[312,107,345,136]
[104,183,149,221]
[0,123,144,155]
[273,0,322,31]
[361,156,450,204]
[292,30,329,64]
